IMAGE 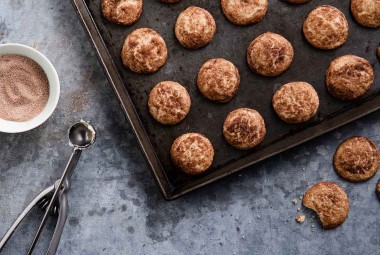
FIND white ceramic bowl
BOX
[0,43,60,133]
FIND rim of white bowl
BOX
[0,43,60,133]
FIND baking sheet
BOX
[71,0,380,199]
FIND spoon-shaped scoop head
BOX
[68,120,96,149]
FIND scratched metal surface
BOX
[84,0,380,191]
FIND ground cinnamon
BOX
[0,54,49,122]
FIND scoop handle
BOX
[46,179,69,255]
[0,184,55,252]
[27,148,82,255]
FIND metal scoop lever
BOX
[0,184,55,250]
[27,120,96,255]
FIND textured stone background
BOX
[0,0,379,254]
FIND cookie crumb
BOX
[297,208,301,211]
[292,198,298,205]
[296,215,305,223]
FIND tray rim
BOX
[71,0,380,200]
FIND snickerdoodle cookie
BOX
[377,179,380,199]
[351,0,380,28]
[175,6,217,49]
[121,28,168,74]
[197,58,240,102]
[326,55,374,101]
[333,137,380,182]
[247,32,294,76]
[272,82,319,124]
[223,108,266,150]
[302,182,350,229]
[303,5,349,50]
[148,81,191,125]
[171,133,214,175]
[221,0,268,25]
[101,0,143,25]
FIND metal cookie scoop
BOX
[0,120,96,255]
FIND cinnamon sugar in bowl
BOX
[0,44,60,133]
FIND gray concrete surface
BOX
[0,0,379,254]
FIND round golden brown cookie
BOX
[101,0,143,25]
[284,0,308,4]
[377,46,380,59]
[170,133,214,175]
[247,32,294,76]
[221,0,268,25]
[197,58,240,102]
[326,55,374,101]
[351,0,380,28]
[333,137,380,182]
[121,28,168,74]
[377,179,380,199]
[272,82,319,124]
[175,6,216,49]
[302,182,349,229]
[223,108,266,150]
[303,5,349,50]
[148,81,191,125]
[161,0,180,3]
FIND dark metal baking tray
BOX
[71,0,380,200]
